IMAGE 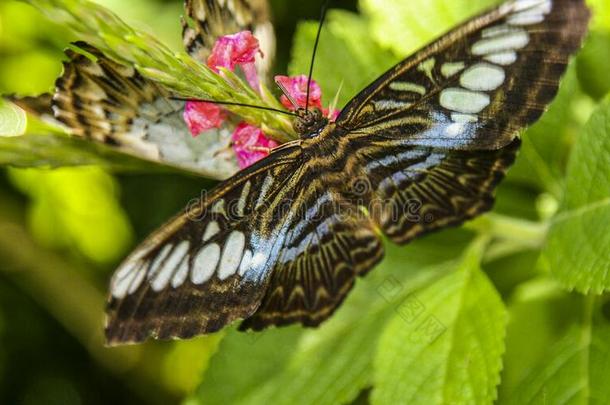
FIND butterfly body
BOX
[43,0,588,344]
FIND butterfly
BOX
[32,0,590,344]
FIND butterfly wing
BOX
[105,142,303,344]
[241,184,384,331]
[329,0,589,243]
[182,0,276,80]
[52,42,239,179]
[352,137,521,244]
[337,0,590,150]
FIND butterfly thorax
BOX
[294,108,329,139]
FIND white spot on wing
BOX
[374,100,413,111]
[171,259,190,288]
[113,255,141,281]
[440,88,490,114]
[441,62,466,78]
[239,249,252,276]
[211,200,226,216]
[389,82,426,95]
[508,11,544,25]
[445,122,467,137]
[472,30,529,55]
[507,0,552,26]
[510,0,551,14]
[256,174,274,209]
[460,63,506,91]
[151,241,190,292]
[148,245,172,279]
[111,261,141,298]
[203,221,220,242]
[128,266,147,294]
[218,231,246,280]
[418,58,436,81]
[481,24,522,39]
[452,113,479,123]
[192,243,220,284]
[484,51,518,66]
[237,181,251,216]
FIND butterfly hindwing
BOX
[241,185,384,331]
[352,137,521,244]
[337,0,590,150]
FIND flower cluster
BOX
[183,30,337,169]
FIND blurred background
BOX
[0,0,609,404]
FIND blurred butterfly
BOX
[14,0,275,180]
[21,0,592,344]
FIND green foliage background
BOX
[0,0,609,404]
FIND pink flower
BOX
[207,31,261,90]
[231,122,279,169]
[183,101,227,136]
[275,75,323,111]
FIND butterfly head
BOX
[294,107,328,138]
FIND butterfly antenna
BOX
[275,79,299,110]
[305,0,331,112]
[169,97,298,117]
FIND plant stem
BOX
[466,213,549,246]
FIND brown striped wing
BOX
[337,0,590,151]
[105,143,302,344]
[353,138,521,244]
[241,186,384,331]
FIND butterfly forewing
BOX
[105,143,303,343]
[337,0,590,150]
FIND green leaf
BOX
[0,100,26,137]
[587,0,610,32]
[288,10,396,106]
[543,99,610,293]
[577,31,610,101]
[359,0,497,57]
[192,231,472,405]
[371,238,507,405]
[505,297,610,405]
[498,278,581,400]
